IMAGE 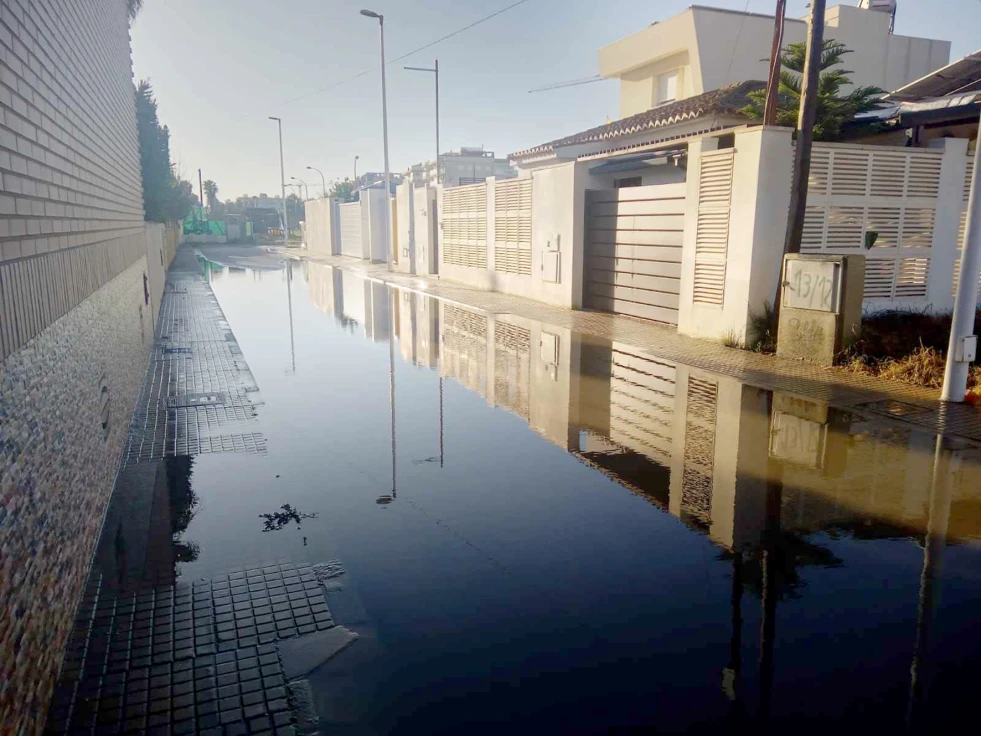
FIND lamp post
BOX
[306,166,327,199]
[290,176,309,201]
[404,60,440,185]
[941,109,981,402]
[360,8,392,268]
[268,116,288,248]
[354,155,359,185]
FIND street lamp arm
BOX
[306,166,327,199]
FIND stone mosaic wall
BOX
[0,259,152,735]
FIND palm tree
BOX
[203,180,219,214]
[742,40,883,141]
[128,0,143,21]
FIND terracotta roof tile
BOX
[511,80,765,160]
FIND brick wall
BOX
[0,0,144,359]
[0,1,151,733]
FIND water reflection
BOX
[95,456,200,592]
[302,259,981,728]
[305,260,981,549]
[100,253,981,732]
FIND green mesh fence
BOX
[183,206,227,236]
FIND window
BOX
[614,176,642,188]
[656,70,679,105]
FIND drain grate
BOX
[165,393,227,408]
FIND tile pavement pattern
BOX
[42,249,338,734]
[0,261,151,735]
[46,563,335,735]
[124,254,267,466]
[298,252,981,443]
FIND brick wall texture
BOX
[0,1,151,733]
[0,0,144,361]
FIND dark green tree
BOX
[742,40,883,141]
[328,178,357,202]
[128,0,143,21]
[136,80,197,222]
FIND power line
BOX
[721,0,753,88]
[528,75,604,94]
[283,0,532,105]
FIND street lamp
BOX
[268,116,288,248]
[354,155,359,184]
[360,8,392,268]
[306,166,327,199]
[290,176,309,201]
[404,60,440,185]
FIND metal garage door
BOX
[584,183,686,324]
[338,201,362,258]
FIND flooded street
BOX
[113,253,981,733]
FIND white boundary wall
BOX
[436,163,590,308]
[678,129,973,343]
[305,198,339,256]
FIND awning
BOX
[587,148,687,174]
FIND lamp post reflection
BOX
[907,435,955,730]
[377,283,397,506]
[286,259,295,374]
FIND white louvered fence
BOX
[801,143,945,304]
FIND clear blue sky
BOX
[130,0,980,199]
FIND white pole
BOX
[941,117,981,402]
[379,17,392,269]
[270,117,288,249]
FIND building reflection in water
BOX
[306,261,981,726]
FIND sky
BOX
[130,0,980,200]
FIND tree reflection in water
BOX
[259,504,318,532]
[167,456,199,564]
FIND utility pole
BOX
[198,168,204,208]
[763,0,786,126]
[783,0,825,257]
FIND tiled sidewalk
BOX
[46,564,336,735]
[288,250,981,443]
[45,249,354,735]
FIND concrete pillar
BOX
[486,176,497,275]
[678,127,794,343]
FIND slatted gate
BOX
[584,182,686,324]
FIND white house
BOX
[599,2,950,119]
[407,147,517,188]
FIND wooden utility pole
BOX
[783,0,826,256]
[763,0,787,126]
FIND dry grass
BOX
[738,303,979,393]
[843,344,981,391]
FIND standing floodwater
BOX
[48,249,981,735]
